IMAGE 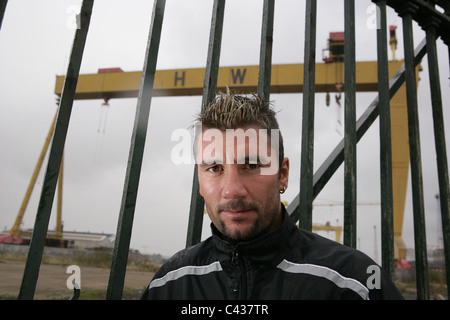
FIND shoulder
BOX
[140,237,220,299]
[286,229,370,281]
[285,227,403,299]
[292,227,375,268]
[151,236,216,279]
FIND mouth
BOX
[217,200,258,219]
[222,209,252,215]
[220,208,256,221]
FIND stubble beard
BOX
[219,216,262,244]
[213,196,279,244]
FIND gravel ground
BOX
[0,260,154,300]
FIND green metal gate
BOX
[1,0,449,300]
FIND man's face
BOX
[196,125,289,243]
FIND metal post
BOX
[422,15,450,299]
[257,0,275,102]
[374,0,395,279]
[186,172,204,248]
[186,0,225,248]
[298,0,317,231]
[56,152,64,241]
[106,0,165,300]
[18,0,94,300]
[443,5,450,84]
[398,3,429,300]
[343,0,357,248]
[0,0,7,30]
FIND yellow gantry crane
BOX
[2,110,65,245]
[5,30,416,264]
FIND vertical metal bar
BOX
[298,0,317,231]
[18,0,94,300]
[441,4,450,77]
[186,173,204,248]
[423,17,450,299]
[343,0,357,248]
[56,152,64,240]
[257,0,275,102]
[374,0,395,279]
[106,0,165,300]
[0,0,7,30]
[398,3,429,300]
[186,0,225,248]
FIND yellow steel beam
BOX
[10,110,58,238]
[390,78,410,262]
[10,110,64,241]
[54,61,404,99]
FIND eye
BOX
[207,165,223,173]
[245,163,260,170]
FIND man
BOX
[141,90,404,300]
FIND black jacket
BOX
[141,206,404,300]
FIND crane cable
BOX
[94,97,110,165]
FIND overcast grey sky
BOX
[1,0,449,262]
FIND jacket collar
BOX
[211,204,297,265]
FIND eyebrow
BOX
[198,156,263,166]
[237,156,259,164]
[198,159,223,167]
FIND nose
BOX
[221,166,248,199]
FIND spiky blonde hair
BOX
[194,89,284,170]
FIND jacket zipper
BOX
[231,248,247,299]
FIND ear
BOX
[279,157,289,189]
